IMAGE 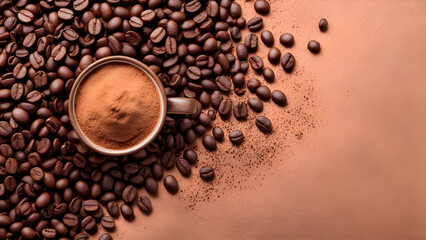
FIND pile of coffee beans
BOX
[0,0,327,239]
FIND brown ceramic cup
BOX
[69,56,197,156]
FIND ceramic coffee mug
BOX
[69,56,197,156]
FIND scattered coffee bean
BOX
[262,67,275,82]
[199,166,215,181]
[176,158,191,176]
[229,130,244,145]
[99,233,113,240]
[107,201,120,218]
[319,18,328,32]
[248,98,264,113]
[280,33,294,47]
[249,55,264,72]
[268,47,281,64]
[247,78,261,92]
[120,204,134,220]
[281,52,295,73]
[244,33,258,52]
[254,0,271,15]
[308,40,321,53]
[101,216,115,230]
[261,30,274,47]
[272,90,288,106]
[233,102,248,120]
[255,116,273,133]
[163,175,179,194]
[183,149,198,164]
[247,17,263,32]
[137,195,152,213]
[202,135,217,151]
[256,85,272,101]
[212,127,225,141]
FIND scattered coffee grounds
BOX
[0,0,327,239]
[75,63,161,150]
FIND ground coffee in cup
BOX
[75,63,162,150]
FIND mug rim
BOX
[68,56,167,156]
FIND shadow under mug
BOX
[68,56,198,156]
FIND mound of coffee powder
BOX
[75,63,161,150]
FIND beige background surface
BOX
[94,0,426,239]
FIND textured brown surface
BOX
[93,0,426,239]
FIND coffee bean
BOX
[198,113,212,127]
[163,175,178,194]
[58,8,74,20]
[183,149,197,164]
[74,0,89,11]
[247,17,263,32]
[81,216,96,231]
[261,30,274,47]
[88,18,102,36]
[12,108,29,124]
[272,90,288,106]
[69,197,83,213]
[23,33,36,48]
[215,75,232,92]
[319,18,328,32]
[26,90,42,103]
[187,66,201,80]
[99,233,113,240]
[122,185,137,203]
[262,67,275,82]
[244,33,258,52]
[75,233,89,240]
[308,40,321,54]
[120,204,134,220]
[107,201,120,218]
[137,195,152,213]
[280,33,294,47]
[13,63,27,80]
[268,47,281,64]
[249,55,264,72]
[83,199,99,212]
[144,177,158,194]
[63,213,79,227]
[18,10,34,23]
[229,2,242,18]
[248,98,264,113]
[212,127,224,141]
[233,101,248,120]
[101,216,115,230]
[52,44,67,61]
[229,130,244,145]
[247,78,261,93]
[176,158,191,176]
[254,0,270,15]
[202,135,217,151]
[218,99,232,118]
[199,166,215,181]
[30,167,44,181]
[281,52,295,73]
[256,116,272,133]
[256,85,271,101]
[21,227,36,239]
[150,27,166,43]
[42,228,57,239]
[0,122,12,137]
[161,151,176,169]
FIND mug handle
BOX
[167,98,198,114]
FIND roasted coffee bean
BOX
[215,75,232,92]
[42,228,56,238]
[101,216,115,230]
[244,33,258,52]
[233,101,248,120]
[183,149,197,164]
[122,185,137,203]
[212,127,224,141]
[272,90,288,106]
[261,30,274,47]
[107,201,120,218]
[256,85,271,101]
[247,17,263,32]
[199,166,215,181]
[248,98,264,113]
[150,27,166,43]
[229,130,244,145]
[13,63,27,80]
[202,135,217,151]
[81,216,96,231]
[74,0,89,11]
[280,33,294,47]
[256,116,272,133]
[137,195,152,213]
[249,55,264,72]
[161,151,176,169]
[120,204,134,220]
[83,199,99,212]
[229,2,242,18]
[262,67,275,82]
[144,177,158,194]
[254,0,270,15]
[30,167,44,181]
[63,213,79,227]
[268,47,281,64]
[176,158,191,176]
[23,33,36,48]
[75,233,89,240]
[0,122,12,137]
[319,18,328,32]
[218,99,232,118]
[236,44,248,60]
[88,18,102,36]
[247,78,261,92]
[99,233,113,240]
[308,40,321,53]
[281,52,295,72]
[12,107,30,124]
[18,10,34,23]
[58,8,74,20]
[69,197,83,213]
[163,175,178,194]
